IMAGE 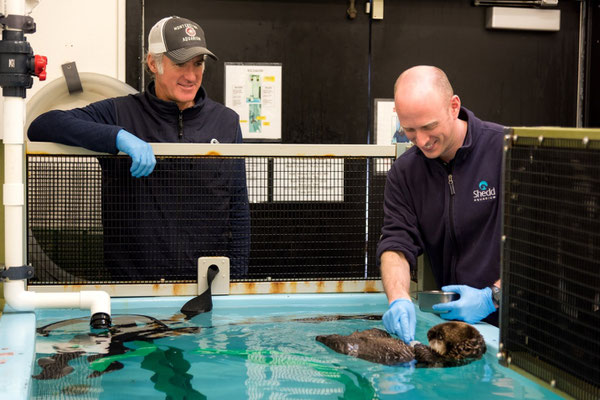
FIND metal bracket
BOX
[197,257,230,295]
[347,0,357,19]
[61,62,83,94]
[0,14,36,33]
[1,264,35,280]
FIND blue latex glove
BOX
[382,298,416,344]
[432,285,496,324]
[116,129,156,178]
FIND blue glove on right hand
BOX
[432,285,496,324]
[382,298,416,344]
[116,129,156,178]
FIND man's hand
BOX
[382,298,416,344]
[116,129,156,177]
[432,285,496,324]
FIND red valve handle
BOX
[34,55,47,81]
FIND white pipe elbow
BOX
[79,290,111,316]
[3,280,35,311]
[3,280,111,325]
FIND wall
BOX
[369,1,582,129]
[587,0,600,127]
[0,0,126,304]
[132,0,584,145]
[0,0,126,140]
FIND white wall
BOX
[0,0,126,139]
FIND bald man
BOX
[377,66,504,343]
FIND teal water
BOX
[30,295,565,399]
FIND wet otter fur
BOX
[316,321,486,368]
[315,328,415,365]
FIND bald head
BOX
[392,65,466,162]
[394,66,454,105]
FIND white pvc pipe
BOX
[2,0,111,321]
[4,281,110,315]
[6,0,25,15]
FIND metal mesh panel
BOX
[27,154,394,284]
[502,137,600,400]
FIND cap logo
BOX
[185,27,196,37]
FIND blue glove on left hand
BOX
[382,298,416,344]
[116,129,156,178]
[432,285,496,324]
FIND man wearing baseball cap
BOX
[28,16,250,281]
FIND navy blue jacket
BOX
[377,107,504,290]
[28,82,250,280]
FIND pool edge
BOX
[0,311,36,400]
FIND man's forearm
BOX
[380,251,412,305]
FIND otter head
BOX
[427,321,486,359]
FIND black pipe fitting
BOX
[0,15,46,98]
[90,312,112,329]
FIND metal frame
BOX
[509,126,600,141]
[26,142,404,157]
[500,126,600,400]
[25,142,407,296]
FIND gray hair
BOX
[144,51,164,77]
[144,51,207,78]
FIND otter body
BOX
[316,328,415,365]
[316,321,486,368]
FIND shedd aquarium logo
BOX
[473,180,496,202]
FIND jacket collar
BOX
[455,107,482,160]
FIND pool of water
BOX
[1,293,564,399]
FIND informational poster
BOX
[374,98,409,145]
[225,63,282,141]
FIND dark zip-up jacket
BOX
[377,107,504,290]
[28,82,250,280]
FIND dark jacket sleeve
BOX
[228,124,251,275]
[27,98,123,154]
[376,161,424,270]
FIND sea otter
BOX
[316,321,486,367]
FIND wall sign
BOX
[225,63,282,141]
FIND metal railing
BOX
[25,142,409,296]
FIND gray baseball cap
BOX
[148,16,217,63]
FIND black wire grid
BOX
[27,154,394,284]
[502,137,600,400]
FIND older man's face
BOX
[150,54,205,110]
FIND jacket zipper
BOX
[178,112,184,139]
[448,174,456,196]
[448,172,458,283]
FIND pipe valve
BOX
[0,13,46,97]
[33,54,47,81]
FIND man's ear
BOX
[449,94,461,118]
[147,54,158,74]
